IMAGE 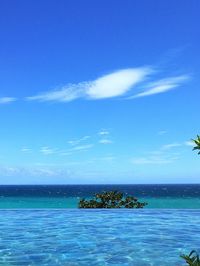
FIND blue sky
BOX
[0,0,199,184]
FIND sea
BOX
[0,184,200,209]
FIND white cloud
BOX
[99,139,113,144]
[68,136,90,146]
[27,68,151,102]
[26,67,191,103]
[98,129,113,144]
[86,68,150,99]
[132,151,180,165]
[131,142,182,165]
[184,141,194,147]
[70,144,93,151]
[89,155,116,162]
[21,147,32,153]
[59,151,73,156]
[158,130,167,135]
[131,138,195,166]
[27,83,86,102]
[134,84,176,98]
[161,143,181,150]
[99,156,116,161]
[0,165,67,178]
[58,144,94,155]
[40,146,55,155]
[98,130,110,136]
[133,75,189,98]
[132,156,172,165]
[0,97,17,104]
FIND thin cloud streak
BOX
[70,144,94,151]
[40,146,55,155]
[158,130,167,135]
[131,156,172,165]
[161,143,182,150]
[131,141,183,165]
[27,83,86,102]
[21,147,32,153]
[68,136,90,146]
[98,130,110,136]
[132,75,190,98]
[0,97,17,104]
[131,151,180,165]
[99,139,113,144]
[184,141,194,147]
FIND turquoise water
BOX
[0,209,199,265]
[1,196,200,208]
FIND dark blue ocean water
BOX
[1,184,200,197]
[0,184,200,208]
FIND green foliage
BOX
[79,190,148,208]
[181,250,200,266]
[181,137,200,265]
[192,135,200,155]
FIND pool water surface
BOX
[0,209,199,265]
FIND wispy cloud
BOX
[99,139,113,144]
[26,66,190,103]
[158,130,167,135]
[99,156,116,161]
[161,143,182,150]
[98,130,110,136]
[184,140,194,147]
[98,129,113,144]
[27,68,151,102]
[21,147,32,153]
[131,151,180,165]
[0,97,17,104]
[86,68,150,99]
[70,144,94,151]
[0,165,68,178]
[132,156,172,165]
[68,136,90,146]
[131,142,181,165]
[27,83,86,102]
[132,75,189,98]
[131,137,197,166]
[59,143,94,155]
[40,146,55,155]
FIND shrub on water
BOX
[78,190,148,208]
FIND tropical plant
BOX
[192,135,200,155]
[179,137,200,265]
[181,250,200,266]
[79,190,147,208]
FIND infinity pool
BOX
[0,210,199,265]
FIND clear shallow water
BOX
[1,196,200,209]
[0,209,199,266]
[0,184,200,208]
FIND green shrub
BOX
[79,190,148,208]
